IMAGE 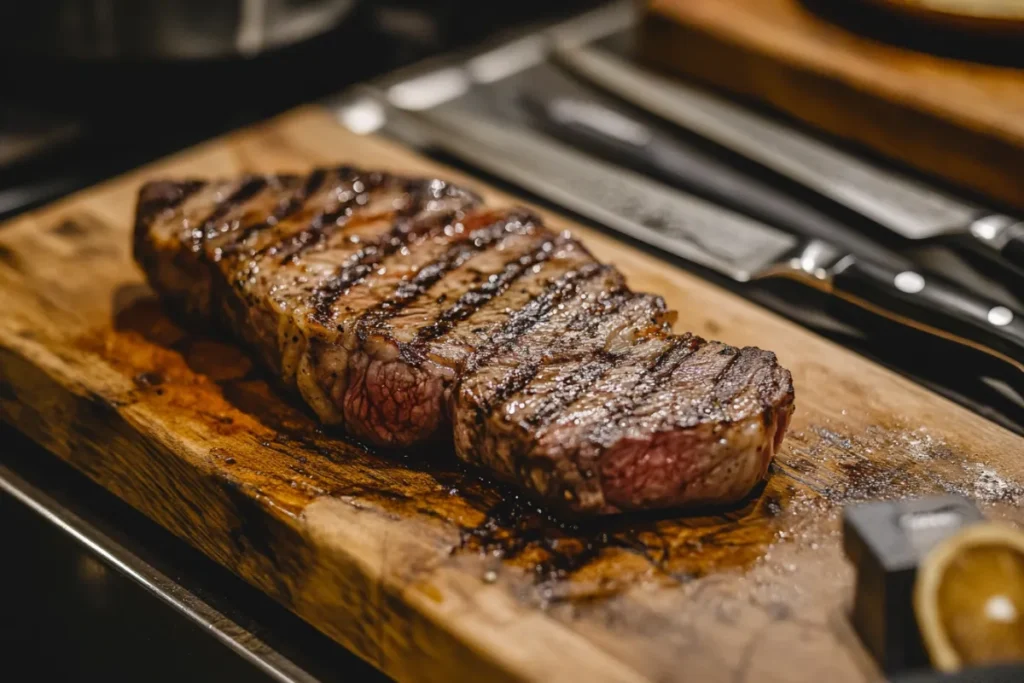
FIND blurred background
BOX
[1,0,1022,680]
[0,0,602,217]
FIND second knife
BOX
[553,40,1024,272]
[515,64,907,268]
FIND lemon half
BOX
[914,522,1024,671]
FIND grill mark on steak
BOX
[354,211,539,340]
[525,356,618,433]
[459,279,624,425]
[402,232,570,360]
[584,341,751,457]
[498,290,632,424]
[521,350,620,431]
[273,193,362,264]
[709,348,764,406]
[190,177,268,251]
[563,289,630,334]
[137,180,206,223]
[204,175,303,261]
[462,262,608,380]
[465,289,634,487]
[585,335,703,447]
[229,171,374,289]
[693,348,744,420]
[302,167,330,200]
[248,173,357,261]
[663,343,744,418]
[274,170,398,265]
[459,267,616,446]
[168,181,208,211]
[308,181,485,323]
[480,361,543,421]
[133,180,208,255]
[569,289,632,338]
[310,209,460,323]
[219,169,328,257]
[659,346,780,430]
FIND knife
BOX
[551,41,1024,272]
[335,86,1024,378]
[514,64,909,268]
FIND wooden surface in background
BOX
[2,106,1023,683]
[865,0,1024,34]
[640,0,1024,210]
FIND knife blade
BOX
[514,62,909,268]
[334,85,1024,378]
[552,41,1024,271]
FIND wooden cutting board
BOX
[2,106,1023,683]
[638,0,1024,211]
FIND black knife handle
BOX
[1001,229,1024,272]
[968,215,1024,273]
[829,257,1024,377]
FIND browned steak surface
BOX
[134,167,795,515]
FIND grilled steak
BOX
[133,167,794,515]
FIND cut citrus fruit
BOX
[914,522,1024,671]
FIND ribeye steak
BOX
[133,167,794,515]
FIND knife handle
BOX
[969,215,1024,273]
[998,229,1024,272]
[825,256,1024,377]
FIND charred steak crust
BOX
[133,167,795,515]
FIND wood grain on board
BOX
[639,0,1024,210]
[1,106,1023,683]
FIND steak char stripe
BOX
[190,176,268,251]
[132,179,206,252]
[273,193,362,264]
[231,172,377,287]
[522,353,618,431]
[274,171,396,264]
[220,169,328,257]
[134,167,795,516]
[310,180,486,322]
[452,265,626,492]
[585,336,706,447]
[354,211,538,338]
[459,263,611,441]
[249,168,363,261]
[311,209,460,323]
[495,291,630,433]
[459,262,608,387]
[137,180,206,224]
[255,180,358,261]
[411,233,571,348]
